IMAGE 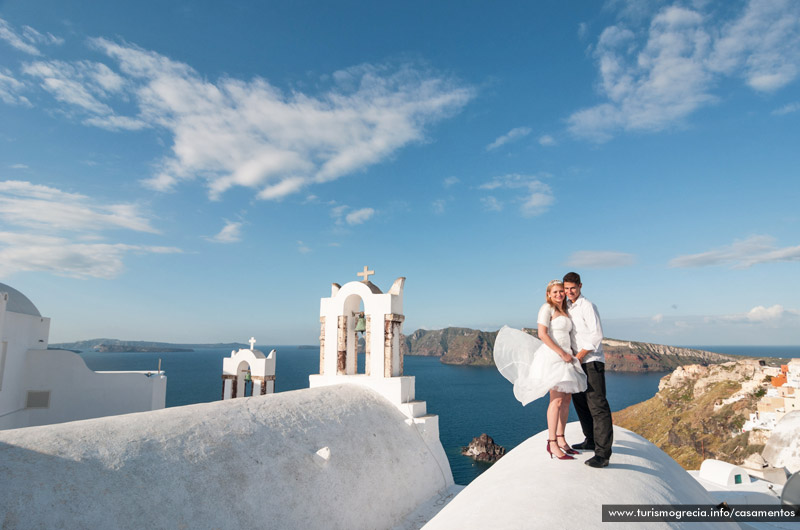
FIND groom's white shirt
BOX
[567,295,604,364]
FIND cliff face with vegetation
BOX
[402,327,739,372]
[613,362,768,469]
[402,328,496,366]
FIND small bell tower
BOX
[309,268,452,487]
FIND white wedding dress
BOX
[494,317,587,406]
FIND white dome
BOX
[0,282,41,316]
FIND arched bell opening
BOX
[341,293,370,375]
[236,360,253,397]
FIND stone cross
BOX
[357,266,375,283]
[249,337,256,350]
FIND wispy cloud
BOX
[538,134,556,146]
[570,0,800,141]
[479,173,554,217]
[565,250,636,268]
[0,233,179,279]
[8,32,473,201]
[296,240,311,254]
[0,17,42,56]
[443,176,459,188]
[669,235,800,269]
[0,180,177,278]
[717,305,800,325]
[481,196,503,212]
[773,102,800,115]
[345,207,375,225]
[0,180,158,233]
[331,204,376,226]
[8,163,28,169]
[0,67,30,106]
[206,220,242,243]
[486,126,531,151]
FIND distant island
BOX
[50,338,249,353]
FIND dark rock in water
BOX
[462,433,506,463]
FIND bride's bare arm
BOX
[537,323,573,362]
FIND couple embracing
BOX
[494,272,613,468]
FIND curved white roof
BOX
[424,424,728,530]
[0,385,450,529]
[0,282,41,317]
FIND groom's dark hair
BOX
[563,272,581,284]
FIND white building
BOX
[0,283,166,430]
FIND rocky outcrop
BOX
[402,327,741,372]
[462,433,506,463]
[403,327,496,366]
[613,361,772,469]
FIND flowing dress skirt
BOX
[493,326,587,406]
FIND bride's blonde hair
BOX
[545,279,567,314]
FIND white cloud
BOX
[432,199,446,214]
[652,313,664,323]
[481,196,503,212]
[297,240,311,254]
[0,17,42,56]
[717,305,800,326]
[0,180,158,233]
[570,0,800,141]
[12,36,472,201]
[83,115,148,131]
[21,25,64,47]
[479,174,554,217]
[538,134,556,146]
[0,181,175,279]
[669,235,800,269]
[565,250,636,268]
[8,163,28,169]
[0,232,180,279]
[345,207,375,225]
[330,204,375,226]
[0,68,30,106]
[443,176,459,188]
[708,0,800,92]
[22,60,129,117]
[207,220,242,243]
[486,126,531,151]
[773,102,800,115]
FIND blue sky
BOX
[1,0,798,346]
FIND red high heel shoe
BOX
[557,434,579,455]
[547,439,575,460]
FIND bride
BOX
[494,279,587,460]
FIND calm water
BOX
[80,347,665,485]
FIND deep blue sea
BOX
[79,344,794,485]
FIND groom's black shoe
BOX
[585,456,610,468]
[572,440,595,451]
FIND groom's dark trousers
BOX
[573,361,613,459]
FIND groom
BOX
[563,272,613,468]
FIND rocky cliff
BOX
[403,327,496,366]
[613,361,769,469]
[402,327,739,372]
